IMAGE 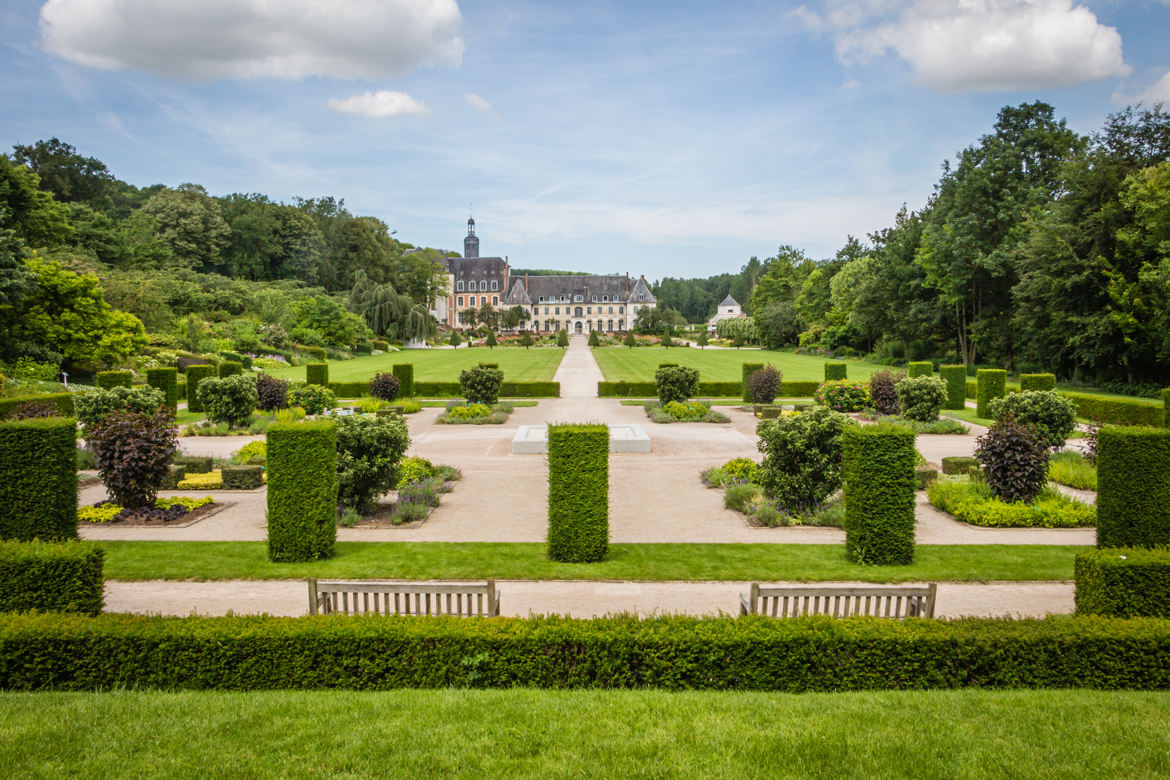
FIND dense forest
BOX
[654,102,1170,389]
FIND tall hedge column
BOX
[393,364,414,398]
[0,418,78,541]
[907,361,933,378]
[824,362,847,381]
[1096,426,1170,549]
[547,424,609,562]
[267,420,338,562]
[306,363,329,386]
[186,365,215,413]
[976,369,1006,419]
[146,367,179,410]
[842,423,917,565]
[742,363,763,403]
[939,365,967,410]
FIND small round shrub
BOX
[459,365,504,405]
[336,414,411,513]
[814,380,869,413]
[756,406,853,513]
[588,330,601,347]
[988,390,1076,450]
[197,374,259,428]
[894,375,947,423]
[287,383,336,416]
[663,400,708,420]
[721,457,758,484]
[976,416,1049,504]
[398,456,438,488]
[868,370,903,416]
[447,403,492,420]
[370,372,401,402]
[87,408,178,509]
[655,365,700,405]
[746,366,782,405]
[255,374,289,411]
[232,440,267,465]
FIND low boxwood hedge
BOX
[0,540,103,615]
[222,465,264,490]
[1076,548,1170,618]
[1097,426,1170,548]
[218,361,243,378]
[907,361,933,378]
[1061,392,1162,427]
[547,424,608,563]
[2,612,1170,691]
[0,393,74,420]
[941,456,979,476]
[173,455,213,474]
[0,417,77,541]
[780,380,821,398]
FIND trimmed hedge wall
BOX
[4,612,1170,691]
[942,456,980,476]
[843,423,917,565]
[328,382,369,399]
[0,418,77,541]
[145,367,179,410]
[306,363,329,386]
[597,381,744,398]
[222,465,264,490]
[1021,373,1056,392]
[407,381,562,398]
[824,362,847,381]
[907,361,933,378]
[976,369,1007,418]
[0,393,74,420]
[1076,548,1170,618]
[780,380,821,398]
[0,541,103,615]
[699,382,742,397]
[220,351,252,370]
[267,421,337,562]
[547,424,608,563]
[940,365,967,410]
[95,371,132,389]
[218,361,243,378]
[742,363,764,403]
[1096,426,1170,549]
[1061,392,1163,427]
[185,365,215,413]
[392,364,414,398]
[173,455,213,474]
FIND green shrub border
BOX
[95,371,132,389]
[598,381,794,398]
[907,361,933,378]
[940,365,967,410]
[0,393,74,420]
[941,456,980,476]
[145,368,179,411]
[1021,373,1056,392]
[843,424,917,565]
[0,417,78,542]
[185,365,216,413]
[392,364,414,398]
[1076,548,1170,618]
[976,369,1006,418]
[267,421,337,562]
[0,541,103,615]
[306,363,329,386]
[218,361,243,378]
[1062,392,1162,427]
[547,424,608,563]
[1096,426,1170,549]
[222,465,264,490]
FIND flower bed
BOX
[701,458,843,528]
[337,457,463,527]
[644,401,730,424]
[79,496,217,525]
[175,469,267,490]
[435,402,513,425]
[927,477,1095,528]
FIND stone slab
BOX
[512,423,651,454]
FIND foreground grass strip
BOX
[1,689,1169,778]
[98,541,1079,582]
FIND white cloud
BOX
[829,0,1130,92]
[327,91,431,118]
[39,0,463,81]
[1136,71,1170,104]
[464,93,492,112]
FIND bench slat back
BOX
[742,584,936,619]
[308,579,499,617]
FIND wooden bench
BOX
[739,583,937,619]
[307,579,500,617]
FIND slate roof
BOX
[507,275,656,305]
[447,257,508,286]
[719,294,739,307]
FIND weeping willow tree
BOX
[400,303,438,342]
[348,269,436,341]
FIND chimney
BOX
[625,272,629,295]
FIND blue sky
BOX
[2,0,1169,281]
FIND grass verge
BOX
[264,348,565,383]
[592,347,889,383]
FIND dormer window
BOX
[456,281,464,292]
[480,281,488,292]
[591,296,597,302]
[491,280,499,291]
[602,296,609,302]
[574,295,583,302]
[638,294,645,301]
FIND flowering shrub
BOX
[814,380,870,412]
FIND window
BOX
[574,307,583,317]
[539,296,544,303]
[608,306,613,314]
[619,306,625,314]
[586,307,592,315]
[491,280,498,291]
[479,281,487,292]
[492,296,498,306]
[638,294,645,301]
[470,296,476,306]
[574,295,583,302]
[607,320,613,331]
[591,296,597,302]
[603,295,609,302]
[457,297,464,307]
[456,281,464,292]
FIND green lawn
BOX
[264,347,566,383]
[592,347,889,383]
[98,541,1081,582]
[2,690,1168,778]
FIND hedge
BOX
[1021,373,1056,392]
[4,612,1170,691]
[354,343,372,356]
[940,365,967,410]
[0,393,74,420]
[907,361,933,378]
[0,541,103,615]
[0,418,77,541]
[185,365,215,412]
[306,363,329,386]
[1076,548,1170,618]
[976,369,1006,418]
[222,465,264,490]
[1060,392,1163,427]
[95,371,132,389]
[1164,388,1170,428]
[915,467,938,490]
[297,345,327,360]
[218,361,243,378]
[160,464,186,490]
[327,382,369,399]
[941,456,980,476]
[824,362,847,381]
[220,352,252,370]
[1096,426,1170,549]
[742,363,764,403]
[547,424,608,563]
[780,380,821,398]
[597,381,742,399]
[392,364,414,398]
[698,382,742,397]
[843,424,917,565]
[145,368,179,410]
[267,421,337,562]
[173,455,213,474]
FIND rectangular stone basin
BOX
[512,424,650,454]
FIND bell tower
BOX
[464,217,479,258]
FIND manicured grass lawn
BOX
[97,541,1080,582]
[3,690,1168,778]
[264,347,566,383]
[942,407,995,427]
[592,347,889,383]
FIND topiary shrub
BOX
[824,361,847,381]
[623,331,636,348]
[939,365,967,410]
[655,365,699,405]
[0,418,78,541]
[267,420,337,562]
[843,423,917,565]
[336,415,411,514]
[988,390,1077,450]
[221,465,263,490]
[75,386,165,431]
[459,365,505,405]
[448,331,462,347]
[587,330,600,347]
[941,456,980,475]
[1096,426,1170,549]
[87,408,178,510]
[741,363,764,403]
[756,406,852,513]
[255,374,289,411]
[547,424,608,563]
[0,540,103,615]
[976,417,1048,504]
[1020,373,1056,392]
[519,332,533,349]
[145,368,179,410]
[185,365,215,413]
[1075,547,1170,618]
[287,383,336,416]
[976,369,1007,418]
[197,375,258,428]
[814,380,869,412]
[746,366,782,405]
[370,373,400,402]
[557,330,569,348]
[218,361,243,378]
[868,370,903,416]
[95,370,132,389]
[306,363,328,386]
[392,364,414,398]
[894,376,947,423]
[907,361,933,378]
